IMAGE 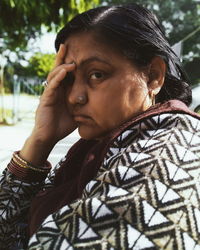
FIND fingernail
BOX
[66,61,76,66]
[59,44,64,50]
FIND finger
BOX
[54,44,67,67]
[47,63,75,83]
[47,64,75,90]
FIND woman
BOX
[1,3,200,249]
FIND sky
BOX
[34,32,56,53]
[1,31,57,67]
[12,31,57,66]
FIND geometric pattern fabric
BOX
[1,112,200,249]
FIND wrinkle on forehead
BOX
[63,32,100,64]
[63,31,123,66]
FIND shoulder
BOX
[97,108,200,180]
[107,109,200,157]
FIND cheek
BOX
[116,81,150,120]
[88,95,118,128]
[88,76,149,126]
[128,79,149,105]
[94,95,128,128]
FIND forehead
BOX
[64,31,123,64]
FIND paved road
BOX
[0,119,80,173]
[0,95,80,173]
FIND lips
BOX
[73,114,92,122]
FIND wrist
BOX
[7,151,51,182]
[20,134,55,167]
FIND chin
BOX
[78,129,98,140]
[78,126,108,141]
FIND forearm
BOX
[20,133,55,167]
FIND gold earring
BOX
[152,94,155,106]
[149,90,155,106]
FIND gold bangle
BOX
[12,152,50,173]
[12,157,48,173]
[12,157,27,169]
[14,152,28,165]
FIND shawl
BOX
[28,100,200,237]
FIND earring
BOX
[76,95,87,105]
[149,90,155,106]
[152,94,155,106]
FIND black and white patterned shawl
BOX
[1,102,200,249]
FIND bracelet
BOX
[7,151,51,182]
[12,152,49,173]
[12,157,47,173]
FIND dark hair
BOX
[55,3,192,106]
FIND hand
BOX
[32,44,77,145]
[20,44,77,166]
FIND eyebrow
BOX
[78,56,112,69]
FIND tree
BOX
[0,0,100,117]
[28,53,55,78]
[0,0,100,53]
[3,52,55,94]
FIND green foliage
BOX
[0,0,100,52]
[0,0,100,94]
[29,53,55,78]
[3,53,55,93]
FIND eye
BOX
[90,71,104,80]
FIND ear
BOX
[147,56,166,95]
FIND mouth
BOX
[73,114,92,122]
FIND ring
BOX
[77,95,87,104]
[42,80,48,87]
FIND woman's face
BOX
[64,32,151,140]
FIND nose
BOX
[67,77,88,106]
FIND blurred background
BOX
[0,0,200,171]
